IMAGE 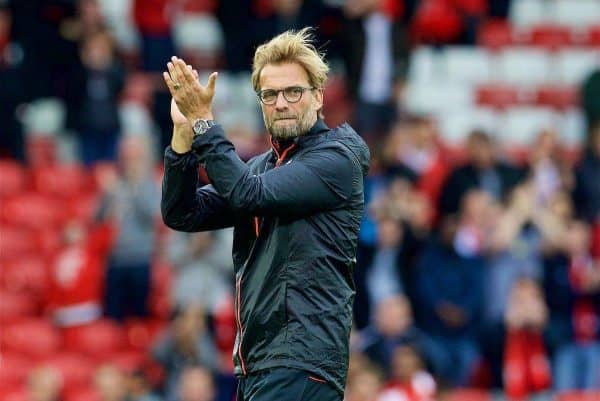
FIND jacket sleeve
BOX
[161,147,235,232]
[192,125,354,217]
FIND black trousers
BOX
[236,368,341,401]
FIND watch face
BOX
[193,120,214,136]
[193,120,208,135]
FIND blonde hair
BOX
[251,27,329,92]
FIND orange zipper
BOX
[253,143,296,237]
[235,276,247,375]
[240,141,297,374]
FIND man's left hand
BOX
[163,56,217,122]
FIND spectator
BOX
[251,0,324,50]
[216,0,253,72]
[27,366,62,401]
[503,279,551,400]
[66,29,125,165]
[0,5,27,160]
[340,0,410,139]
[439,130,524,216]
[582,68,600,134]
[527,130,573,207]
[95,364,129,401]
[345,360,385,401]
[166,230,234,312]
[377,345,436,401]
[359,295,449,380]
[177,366,216,401]
[133,0,176,73]
[573,121,600,222]
[414,192,487,386]
[384,117,449,207]
[365,219,405,310]
[483,184,543,326]
[75,0,107,38]
[97,135,160,321]
[47,221,113,327]
[127,369,163,401]
[544,220,600,391]
[152,305,220,401]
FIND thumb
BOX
[207,71,218,93]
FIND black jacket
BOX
[161,120,370,394]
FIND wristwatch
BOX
[192,119,215,138]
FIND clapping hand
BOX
[163,56,218,123]
[170,67,199,126]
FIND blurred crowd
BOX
[1,0,599,401]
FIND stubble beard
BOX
[265,109,316,141]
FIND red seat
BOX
[0,353,31,392]
[556,391,600,401]
[44,353,95,390]
[475,84,522,109]
[64,319,126,358]
[64,387,101,401]
[477,19,514,50]
[527,24,574,50]
[535,85,580,109]
[0,227,36,263]
[180,0,218,13]
[32,164,90,198]
[1,192,64,229]
[106,350,146,372]
[0,291,37,323]
[444,388,492,401]
[121,73,154,106]
[586,25,600,47]
[124,318,166,351]
[1,256,49,295]
[450,0,487,15]
[411,0,463,44]
[0,388,28,401]
[149,292,171,320]
[34,226,63,255]
[2,319,61,359]
[0,160,26,198]
[66,193,100,225]
[25,136,57,167]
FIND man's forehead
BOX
[259,62,310,89]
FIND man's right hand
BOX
[170,66,199,153]
[171,66,200,126]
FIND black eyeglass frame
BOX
[256,86,316,105]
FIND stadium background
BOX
[0,0,600,401]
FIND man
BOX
[161,28,370,401]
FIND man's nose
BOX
[274,91,289,109]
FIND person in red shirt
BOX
[47,220,114,327]
[133,0,177,72]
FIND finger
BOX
[174,57,194,85]
[167,61,181,86]
[162,71,177,95]
[187,65,200,81]
[207,72,218,92]
[181,61,198,86]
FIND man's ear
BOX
[313,88,324,112]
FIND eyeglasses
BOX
[257,86,315,105]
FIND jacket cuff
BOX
[191,124,226,155]
[164,146,200,170]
